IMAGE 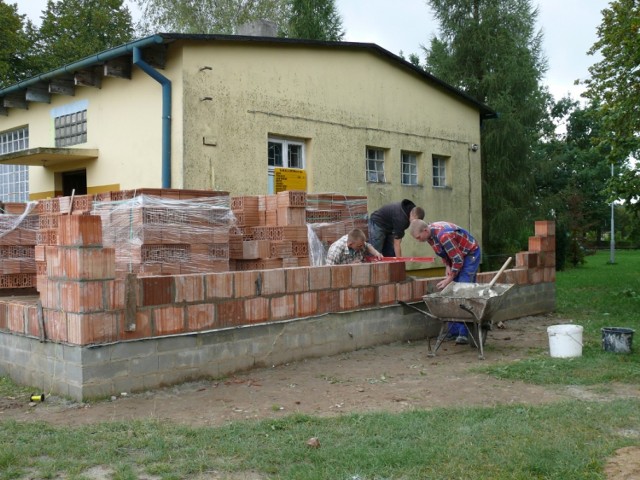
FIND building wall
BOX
[0,40,484,258]
[179,40,483,257]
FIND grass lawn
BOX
[1,250,639,479]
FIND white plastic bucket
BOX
[547,324,583,358]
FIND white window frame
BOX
[432,155,447,188]
[0,126,29,155]
[366,147,386,183]
[401,151,419,186]
[268,137,305,194]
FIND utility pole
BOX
[609,163,615,264]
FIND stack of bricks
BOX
[230,191,310,271]
[0,202,40,291]
[92,189,233,276]
[39,214,121,344]
[306,193,368,246]
[35,194,95,292]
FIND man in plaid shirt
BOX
[326,228,383,265]
[409,219,481,344]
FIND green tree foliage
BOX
[423,0,548,265]
[134,0,290,35]
[285,0,344,41]
[582,0,640,211]
[34,0,134,71]
[534,99,612,267]
[0,1,36,87]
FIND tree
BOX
[134,0,291,35]
[285,0,344,41]
[533,99,612,267]
[34,0,134,71]
[582,0,640,211]
[0,1,35,88]
[423,0,548,265]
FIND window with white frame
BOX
[0,126,29,155]
[0,127,30,202]
[267,137,305,194]
[0,164,29,202]
[401,151,418,185]
[55,109,87,147]
[366,147,386,183]
[432,155,447,187]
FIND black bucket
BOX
[601,327,635,354]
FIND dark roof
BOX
[0,33,496,119]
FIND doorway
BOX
[61,169,87,196]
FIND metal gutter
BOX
[0,35,166,97]
[132,47,172,188]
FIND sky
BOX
[15,0,607,101]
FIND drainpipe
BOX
[132,47,172,188]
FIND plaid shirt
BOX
[427,222,479,275]
[326,234,369,265]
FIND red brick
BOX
[285,267,309,293]
[105,279,125,310]
[339,288,359,310]
[67,312,118,345]
[174,274,205,303]
[371,263,390,285]
[234,270,261,298]
[377,284,397,305]
[57,214,102,247]
[396,282,413,302]
[543,267,556,282]
[516,251,538,268]
[205,272,234,299]
[245,297,270,323]
[141,276,173,306]
[43,309,68,342]
[295,292,317,317]
[260,269,286,295]
[154,306,185,335]
[412,279,430,299]
[119,310,153,340]
[528,236,555,253]
[59,280,105,313]
[535,220,555,237]
[308,266,331,291]
[270,295,295,320]
[186,303,216,331]
[351,264,371,287]
[25,305,40,338]
[217,300,245,327]
[527,268,544,284]
[539,251,556,267]
[330,265,351,289]
[317,290,339,314]
[389,262,407,282]
[359,287,376,307]
[0,302,7,330]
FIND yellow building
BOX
[0,33,494,258]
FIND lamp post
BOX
[609,163,615,264]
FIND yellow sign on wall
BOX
[274,168,307,193]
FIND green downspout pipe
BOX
[132,47,172,188]
[0,34,172,188]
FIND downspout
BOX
[133,47,172,188]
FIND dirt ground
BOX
[1,314,639,479]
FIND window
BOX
[268,137,305,194]
[432,155,447,187]
[0,126,29,155]
[401,151,418,185]
[366,147,385,183]
[0,127,30,202]
[268,138,304,169]
[0,164,29,202]
[55,109,87,147]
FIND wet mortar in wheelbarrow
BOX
[421,282,514,360]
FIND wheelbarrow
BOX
[399,258,514,360]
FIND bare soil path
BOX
[1,314,638,479]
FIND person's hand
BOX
[371,250,383,261]
[436,274,455,290]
